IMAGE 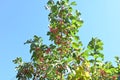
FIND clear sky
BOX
[0,0,120,79]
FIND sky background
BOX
[0,0,120,79]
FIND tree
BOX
[13,0,120,80]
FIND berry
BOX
[112,76,116,80]
[46,48,51,54]
[40,58,44,62]
[100,69,106,76]
[50,27,58,34]
[35,47,40,51]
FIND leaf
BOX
[13,57,22,64]
[115,56,119,60]
[34,35,39,41]
[70,31,75,36]
[93,54,99,59]
[24,39,32,44]
[76,10,81,16]
[50,44,56,49]
[47,32,51,36]
[70,1,77,6]
[63,57,73,63]
[72,19,76,23]
[98,53,104,60]
[81,50,89,59]
[72,42,79,49]
[74,36,79,41]
[51,5,57,12]
[68,7,73,12]
[65,0,69,3]
[73,53,76,58]
[76,20,83,27]
[61,0,65,5]
[46,65,53,74]
[31,52,37,61]
[89,59,95,63]
[47,0,54,6]
[78,41,83,47]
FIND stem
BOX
[60,30,63,59]
[60,72,62,80]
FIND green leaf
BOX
[70,1,77,6]
[81,50,89,59]
[50,44,56,49]
[61,0,65,5]
[76,20,83,27]
[47,0,54,6]
[98,53,104,60]
[78,41,83,47]
[65,0,69,3]
[47,32,51,36]
[68,7,72,12]
[31,52,37,61]
[46,65,53,74]
[56,1,60,5]
[93,54,99,59]
[89,59,95,63]
[24,39,32,44]
[51,5,57,12]
[76,10,81,16]
[74,36,79,41]
[72,42,79,49]
[72,19,76,23]
[30,44,35,53]
[13,57,22,64]
[70,31,75,36]
[115,56,119,60]
[34,35,39,41]
[63,57,73,63]
[73,53,76,58]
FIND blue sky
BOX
[0,0,120,79]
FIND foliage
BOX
[13,0,120,80]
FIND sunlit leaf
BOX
[70,1,77,6]
[72,42,79,49]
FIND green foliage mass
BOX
[13,0,120,80]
